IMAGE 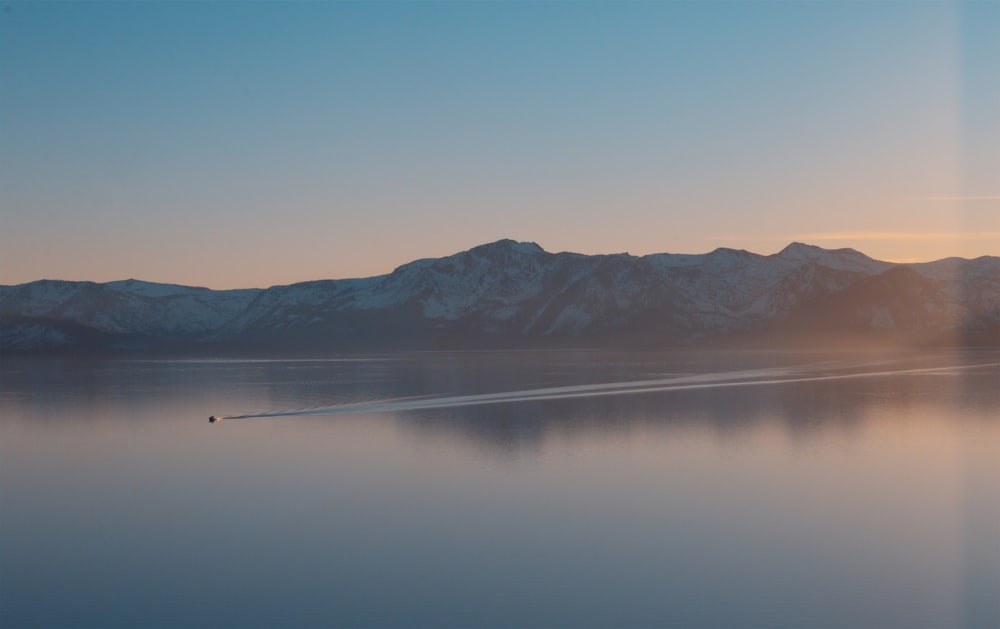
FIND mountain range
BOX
[2,239,998,353]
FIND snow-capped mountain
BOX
[0,279,259,351]
[2,240,997,352]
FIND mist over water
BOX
[2,350,998,627]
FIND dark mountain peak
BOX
[777,241,871,260]
[880,264,919,276]
[105,279,212,296]
[870,264,928,285]
[29,278,96,287]
[707,246,755,258]
[774,242,885,274]
[384,240,547,285]
[469,239,545,257]
[777,242,825,258]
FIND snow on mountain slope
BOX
[2,240,997,352]
[647,248,791,319]
[642,245,890,326]
[773,242,890,274]
[216,278,378,335]
[1,279,261,339]
[0,280,98,315]
[357,240,554,316]
[906,256,1000,310]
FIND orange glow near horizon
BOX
[2,231,997,290]
[1,0,996,291]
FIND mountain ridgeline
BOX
[2,240,998,353]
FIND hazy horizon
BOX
[2,1,998,289]
[2,237,997,291]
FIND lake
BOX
[1,350,998,628]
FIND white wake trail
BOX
[209,360,1000,422]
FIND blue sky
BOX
[2,0,997,288]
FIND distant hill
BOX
[2,240,998,353]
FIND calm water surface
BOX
[2,350,998,627]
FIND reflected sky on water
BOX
[2,350,998,627]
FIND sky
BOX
[1,0,998,289]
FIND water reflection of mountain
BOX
[3,351,996,455]
[384,351,1000,455]
[393,373,969,454]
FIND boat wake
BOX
[209,358,999,422]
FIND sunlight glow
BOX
[790,232,1000,242]
[911,196,1000,201]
